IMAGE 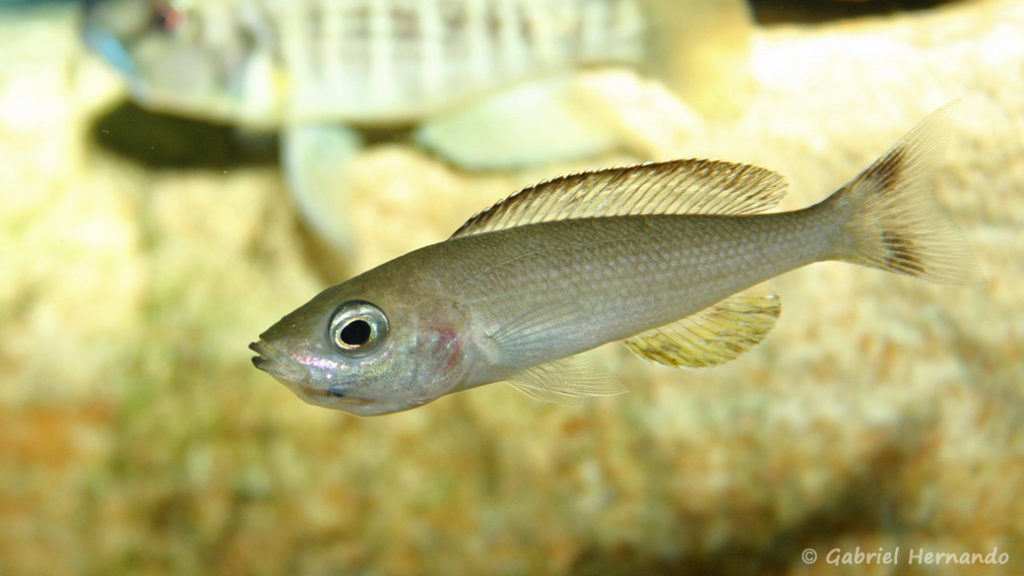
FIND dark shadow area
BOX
[570,440,922,576]
[89,100,279,170]
[749,0,964,25]
[89,99,416,171]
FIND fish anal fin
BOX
[624,291,781,368]
[506,355,627,404]
[451,159,787,238]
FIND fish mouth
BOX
[249,339,307,383]
[249,339,271,369]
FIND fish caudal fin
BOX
[825,104,983,285]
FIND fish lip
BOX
[249,339,307,383]
[249,339,279,370]
[249,340,268,367]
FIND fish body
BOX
[81,0,723,127]
[251,106,980,416]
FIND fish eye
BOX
[152,1,187,33]
[329,301,388,354]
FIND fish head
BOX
[250,277,470,416]
[83,0,271,123]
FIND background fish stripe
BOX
[269,0,647,109]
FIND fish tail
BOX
[639,0,753,117]
[823,104,983,285]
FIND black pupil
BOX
[340,319,372,347]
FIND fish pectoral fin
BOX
[281,125,364,255]
[416,76,619,171]
[624,290,781,368]
[506,355,628,404]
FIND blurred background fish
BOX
[80,0,753,256]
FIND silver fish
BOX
[250,106,980,416]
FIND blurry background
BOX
[1,1,1022,575]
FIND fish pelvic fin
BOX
[506,355,627,403]
[639,0,753,117]
[624,289,781,368]
[824,103,983,286]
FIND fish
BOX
[82,0,752,253]
[250,105,981,416]
[81,0,748,127]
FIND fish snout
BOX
[248,339,306,383]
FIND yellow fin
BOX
[624,291,781,368]
[452,159,787,238]
[507,355,627,403]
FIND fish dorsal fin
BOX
[451,159,788,238]
[624,290,781,368]
[506,355,628,403]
